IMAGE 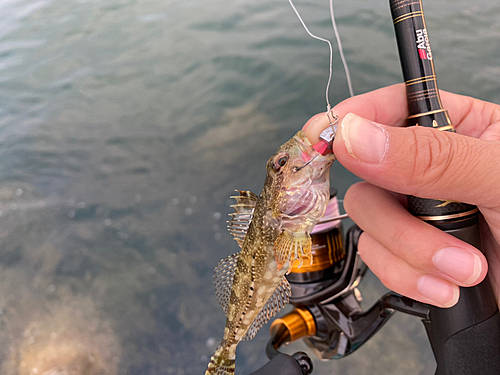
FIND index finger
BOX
[333,84,409,126]
[305,84,407,143]
[305,83,477,144]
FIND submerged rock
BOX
[3,293,121,375]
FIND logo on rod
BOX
[416,29,432,60]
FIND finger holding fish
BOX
[346,182,486,308]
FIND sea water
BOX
[0,0,499,374]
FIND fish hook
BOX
[293,111,339,173]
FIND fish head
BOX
[265,130,335,230]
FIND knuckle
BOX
[377,272,394,290]
[344,182,370,215]
[343,185,357,213]
[406,129,456,194]
[356,232,370,258]
[377,269,413,298]
[391,226,427,265]
[391,225,413,246]
[377,268,407,294]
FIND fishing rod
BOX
[389,0,500,373]
[247,1,500,374]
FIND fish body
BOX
[206,130,335,375]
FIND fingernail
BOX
[417,274,459,308]
[433,247,482,285]
[341,113,388,163]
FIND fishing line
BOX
[287,0,353,112]
[329,0,353,97]
[287,0,333,111]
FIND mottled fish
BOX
[206,130,335,375]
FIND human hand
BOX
[303,84,500,308]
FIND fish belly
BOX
[223,242,284,351]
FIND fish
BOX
[205,130,335,375]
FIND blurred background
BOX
[0,0,499,374]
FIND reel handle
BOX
[389,0,500,373]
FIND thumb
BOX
[332,113,500,208]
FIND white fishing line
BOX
[288,0,333,111]
[329,0,353,97]
[287,0,354,109]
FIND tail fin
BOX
[205,352,235,375]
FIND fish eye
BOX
[273,153,288,171]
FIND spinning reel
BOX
[250,191,432,375]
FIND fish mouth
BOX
[293,137,336,172]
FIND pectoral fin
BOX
[213,253,239,316]
[274,231,312,273]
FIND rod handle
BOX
[426,311,500,375]
[248,353,310,375]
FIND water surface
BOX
[0,0,499,374]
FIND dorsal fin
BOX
[242,277,291,341]
[213,253,239,316]
[227,190,258,247]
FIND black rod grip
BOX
[434,311,500,375]
[248,354,305,375]
[422,220,500,374]
[389,1,500,373]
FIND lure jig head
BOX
[312,111,338,155]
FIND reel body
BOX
[251,193,431,375]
